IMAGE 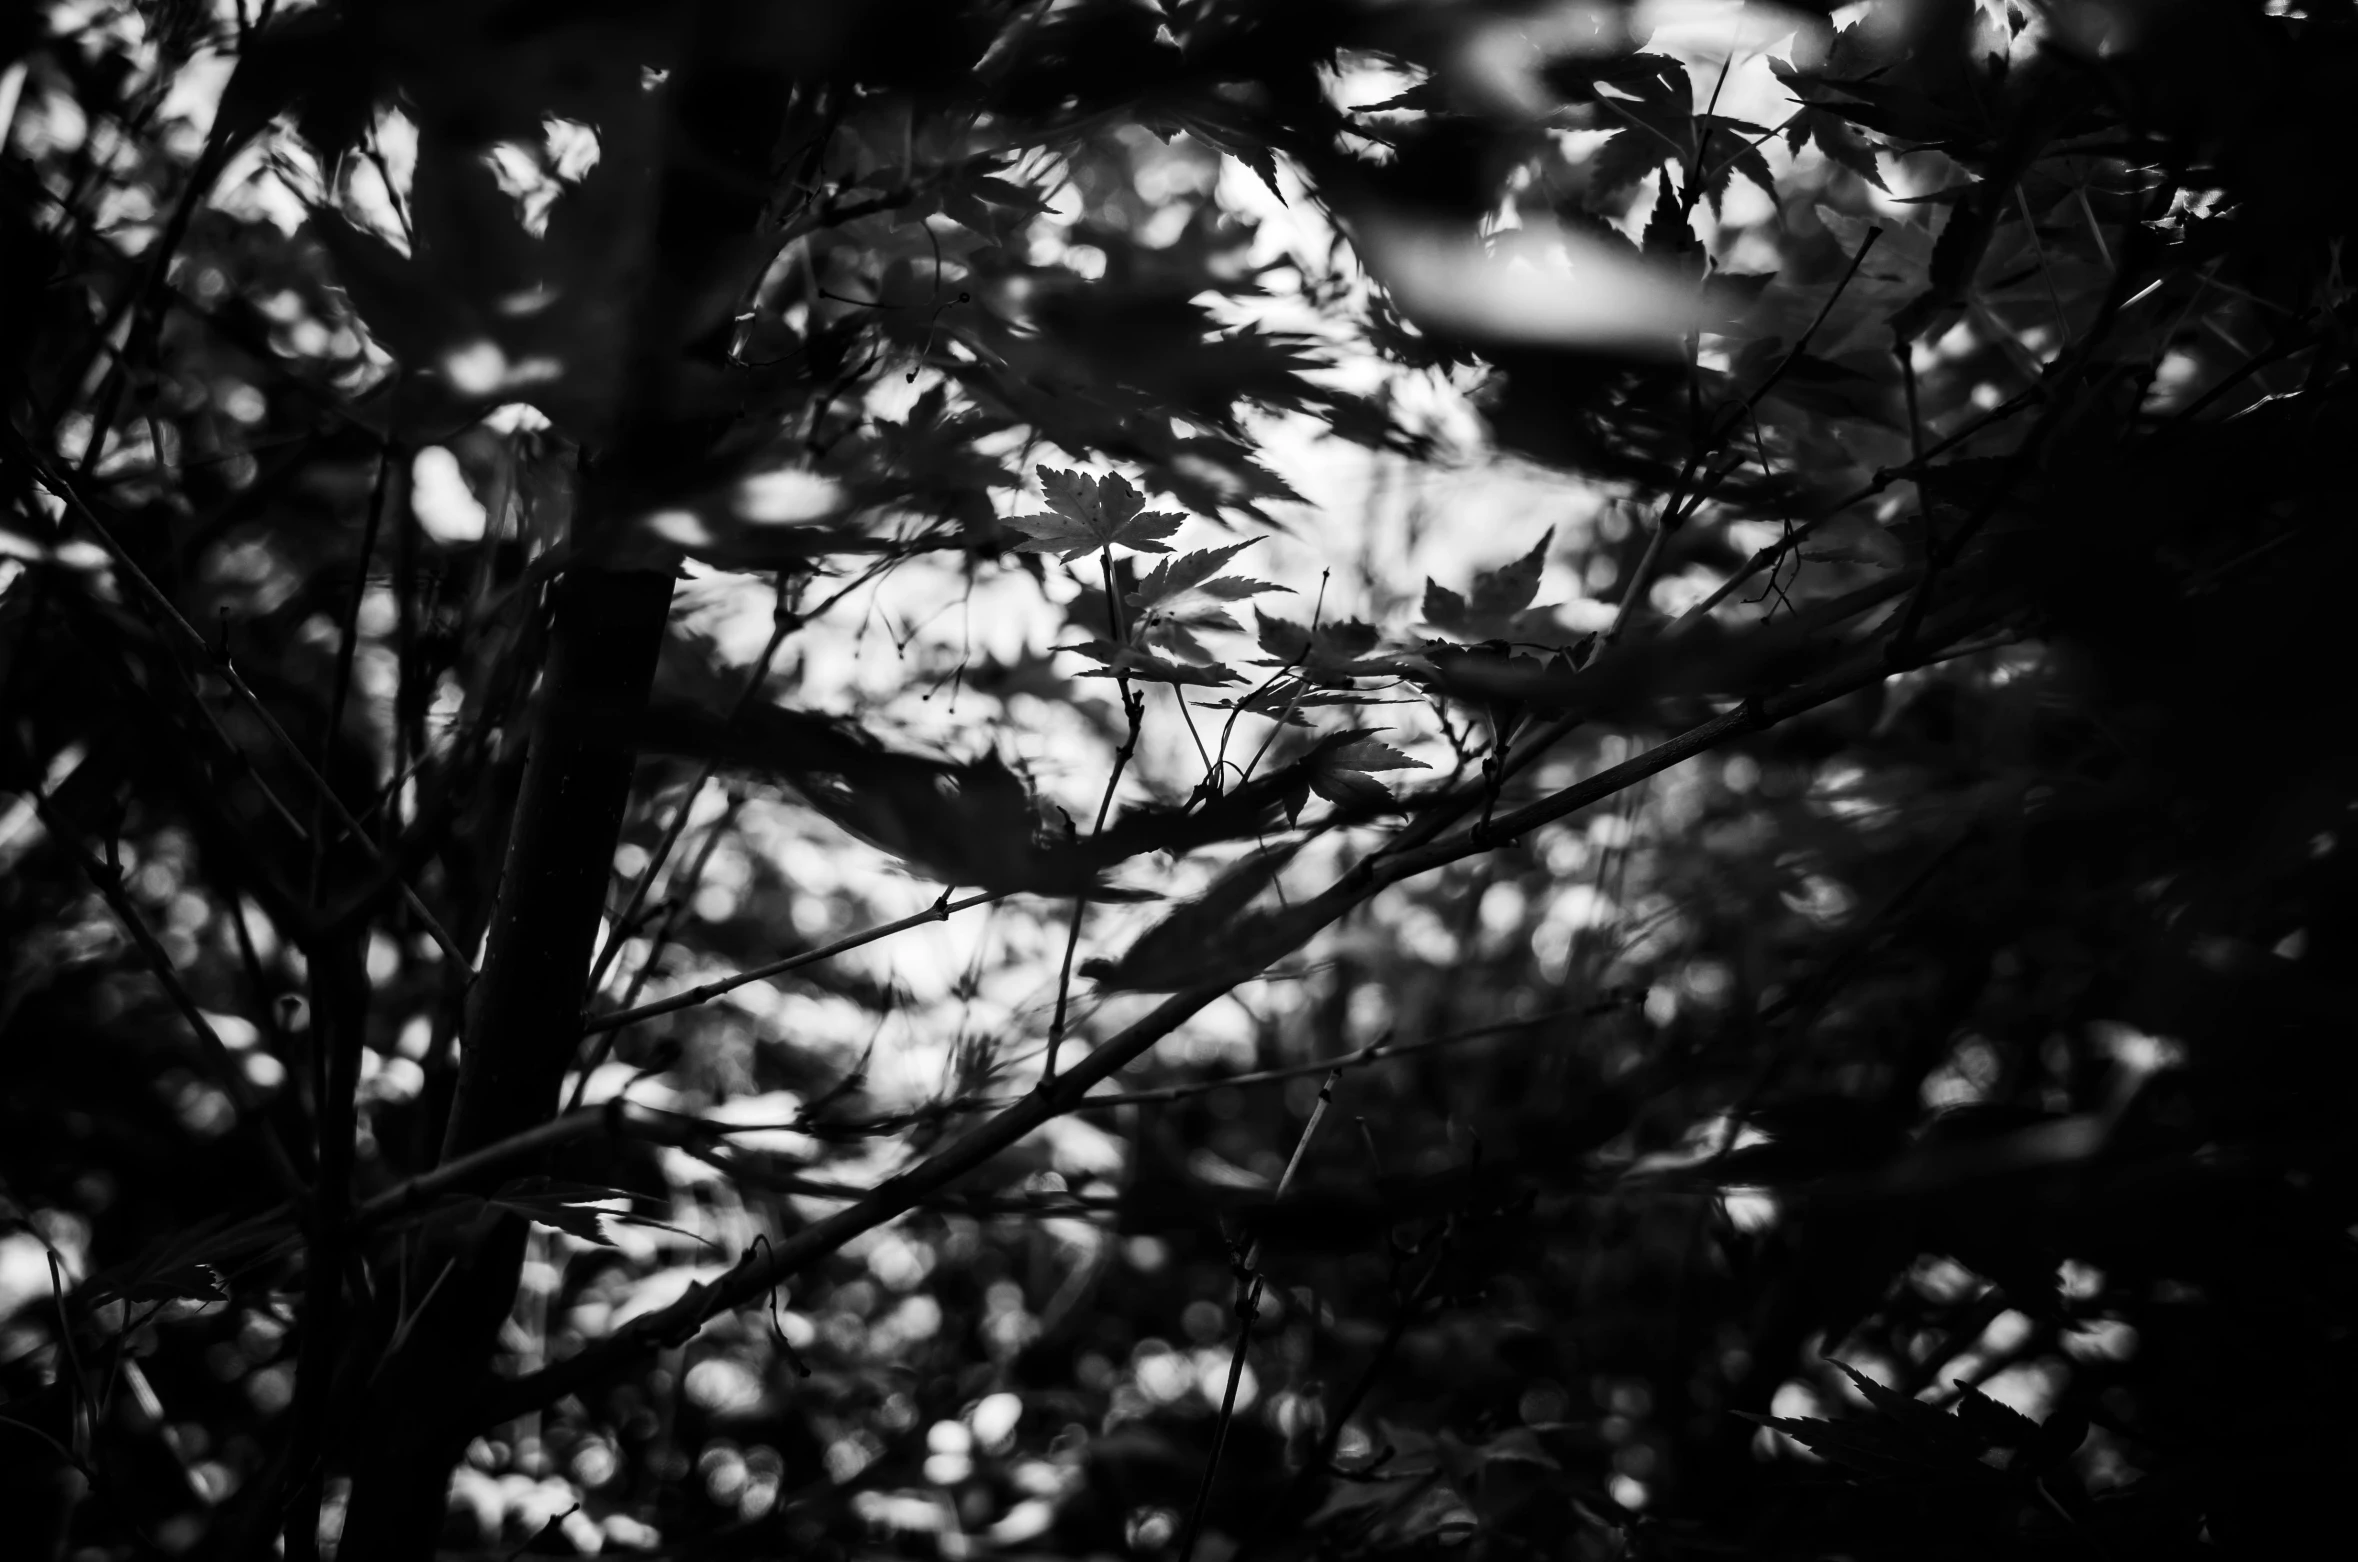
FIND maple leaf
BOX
[1737,1361,1995,1479]
[1642,171,1702,273]
[1422,530,1560,641]
[1123,540,1290,662]
[1252,611,1406,682]
[1569,52,1691,214]
[1697,117,1782,214]
[1203,677,1407,727]
[1000,467,1184,561]
[1066,640,1242,687]
[961,647,1076,706]
[105,1263,231,1307]
[1082,841,1306,992]
[475,1178,645,1248]
[789,752,1155,896]
[1423,579,1471,633]
[1796,104,1889,191]
[1322,736,1426,775]
[1587,126,1676,210]
[89,1261,232,1327]
[1139,615,1221,666]
[1162,103,1290,207]
[1950,1382,2043,1450]
[1469,527,1552,621]
[1297,734,1429,820]
[1126,540,1286,616]
[477,1178,722,1251]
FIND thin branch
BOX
[582,889,1006,1034]
[482,589,2019,1425]
[26,788,306,1197]
[586,777,705,996]
[351,1109,634,1234]
[1709,228,1883,453]
[124,607,318,849]
[586,598,794,995]
[1601,510,1676,652]
[729,993,1647,1143]
[1047,548,1147,1081]
[2014,184,2071,341]
[312,440,398,903]
[1693,112,1801,203]
[331,997,1646,1241]
[1650,226,1887,543]
[347,1100,1128,1238]
[568,790,746,1112]
[1671,385,2042,629]
[1261,1237,1452,1551]
[286,942,367,1559]
[15,445,475,974]
[1077,993,1642,1111]
[1177,1067,1343,1562]
[1884,285,2140,663]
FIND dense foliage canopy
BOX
[4,2,2355,1560]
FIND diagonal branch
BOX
[581,889,1008,1034]
[481,587,2023,1424]
[585,602,795,997]
[25,788,307,1198]
[14,443,476,973]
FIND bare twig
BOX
[312,441,398,904]
[1672,385,2042,630]
[483,589,2017,1425]
[582,889,1006,1034]
[586,594,795,995]
[1079,993,1642,1111]
[15,445,475,973]
[1046,547,1147,1081]
[26,789,305,1197]
[567,790,747,1111]
[1177,1067,1343,1562]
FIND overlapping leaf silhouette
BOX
[1001,468,1184,561]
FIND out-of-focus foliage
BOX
[3,2,2356,1561]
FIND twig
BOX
[351,1107,640,1234]
[1076,994,1641,1110]
[744,994,1645,1140]
[1694,113,1801,203]
[582,889,1006,1034]
[1176,1067,1343,1562]
[1672,385,2042,629]
[567,791,746,1111]
[585,595,794,994]
[286,942,367,1558]
[481,591,2018,1426]
[1601,510,1676,651]
[1045,548,1147,1081]
[1651,226,1887,545]
[312,440,398,904]
[2015,184,2071,341]
[1256,1235,1455,1558]
[26,789,305,1197]
[1710,229,1884,460]
[15,445,475,974]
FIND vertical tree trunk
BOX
[335,567,674,1561]
[330,8,793,1550]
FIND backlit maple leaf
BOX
[1000,467,1184,561]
